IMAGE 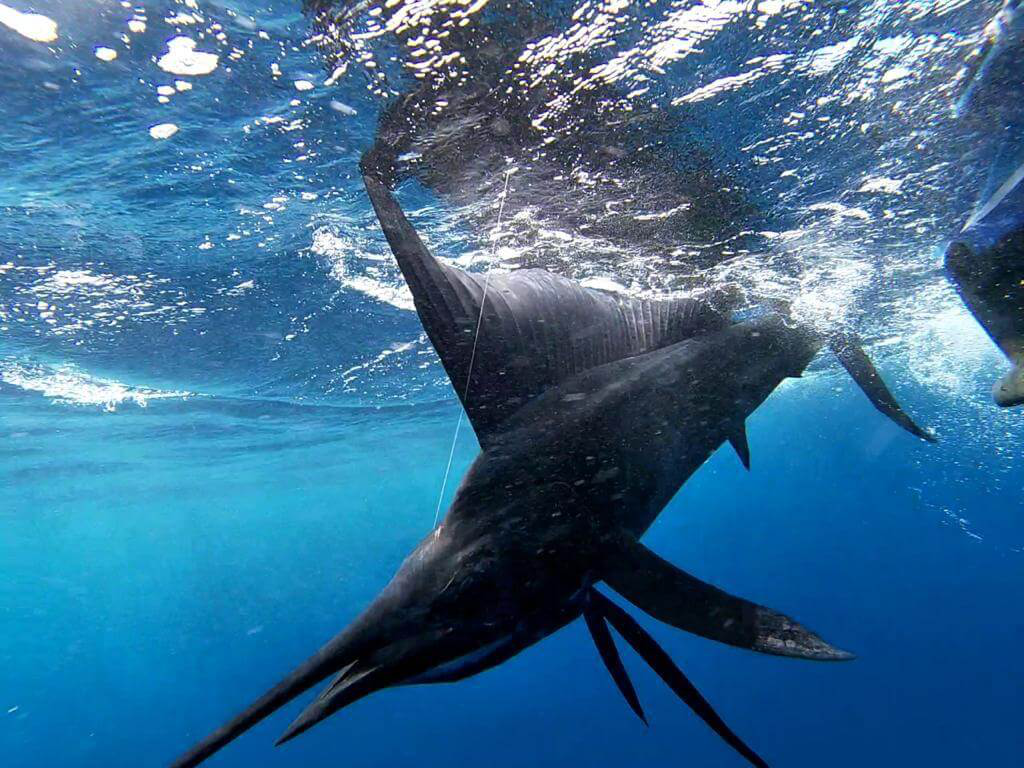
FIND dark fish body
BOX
[466,316,818,545]
[168,157,932,768]
[946,224,1024,406]
[379,315,821,665]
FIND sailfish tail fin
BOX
[828,331,936,442]
[765,301,934,442]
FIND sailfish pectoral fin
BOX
[583,601,647,725]
[601,535,854,662]
[590,590,770,768]
[828,331,936,442]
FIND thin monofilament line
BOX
[432,168,514,528]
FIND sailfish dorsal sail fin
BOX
[362,165,727,446]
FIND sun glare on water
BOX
[0,2,57,43]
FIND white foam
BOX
[95,46,118,62]
[311,228,415,311]
[1,362,190,412]
[900,286,1006,401]
[41,269,112,291]
[226,279,254,296]
[0,3,57,42]
[789,257,872,329]
[799,35,861,75]
[807,201,872,221]
[340,274,415,311]
[580,276,628,294]
[149,122,179,140]
[158,36,218,76]
[858,176,904,195]
[340,340,418,385]
[881,65,912,84]
[166,12,199,26]
[673,54,790,105]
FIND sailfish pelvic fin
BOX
[590,590,771,768]
[583,600,647,725]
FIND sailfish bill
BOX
[168,638,356,768]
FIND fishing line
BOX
[432,167,514,528]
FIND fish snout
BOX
[276,627,458,745]
[993,364,1024,407]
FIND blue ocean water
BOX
[1,1,1022,767]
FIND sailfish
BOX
[169,151,933,768]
